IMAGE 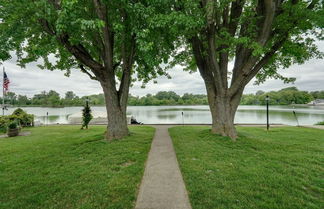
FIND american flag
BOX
[3,71,10,93]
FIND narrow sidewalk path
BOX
[135,125,192,209]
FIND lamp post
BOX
[46,112,49,126]
[266,95,270,130]
[181,112,184,126]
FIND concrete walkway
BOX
[135,125,192,209]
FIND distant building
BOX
[308,99,324,106]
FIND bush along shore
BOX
[0,108,34,133]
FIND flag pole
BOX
[2,67,5,116]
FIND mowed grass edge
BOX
[0,125,155,209]
[169,126,324,209]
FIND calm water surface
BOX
[4,105,324,125]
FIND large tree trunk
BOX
[204,80,243,140]
[209,95,238,139]
[101,82,129,140]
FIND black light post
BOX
[181,112,184,126]
[266,95,270,130]
[46,112,49,126]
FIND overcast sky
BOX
[2,41,324,98]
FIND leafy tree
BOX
[128,94,140,106]
[155,91,180,101]
[241,94,260,105]
[64,91,77,106]
[279,87,299,92]
[0,0,173,139]
[242,87,314,105]
[65,91,76,100]
[166,0,323,139]
[5,92,17,105]
[31,91,48,106]
[17,95,30,106]
[255,90,265,96]
[82,94,105,105]
[48,90,61,106]
[310,90,324,99]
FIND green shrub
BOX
[11,108,34,127]
[315,121,324,125]
[0,116,9,133]
[7,121,18,129]
[81,102,93,129]
[0,108,34,133]
[12,108,25,116]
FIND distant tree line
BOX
[2,87,323,107]
[241,87,323,105]
[128,92,208,106]
[1,90,104,107]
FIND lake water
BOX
[4,105,324,126]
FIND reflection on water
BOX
[3,105,324,125]
[157,114,177,120]
[158,108,209,112]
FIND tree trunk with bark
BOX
[206,89,243,139]
[103,95,129,139]
[187,0,293,140]
[101,75,130,140]
[209,97,237,138]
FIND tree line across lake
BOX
[3,87,324,107]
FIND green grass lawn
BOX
[0,125,155,209]
[169,126,324,209]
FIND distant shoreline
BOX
[4,103,324,108]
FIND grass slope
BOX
[0,125,155,209]
[169,126,324,209]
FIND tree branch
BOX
[39,19,56,35]
[57,33,103,71]
[113,61,121,71]
[228,0,244,36]
[92,0,114,70]
[204,1,224,91]
[190,36,218,96]
[229,36,287,96]
[47,0,61,10]
[40,1,104,77]
[307,0,318,9]
[232,0,279,87]
[118,34,136,107]
[38,17,103,75]
[79,64,98,80]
